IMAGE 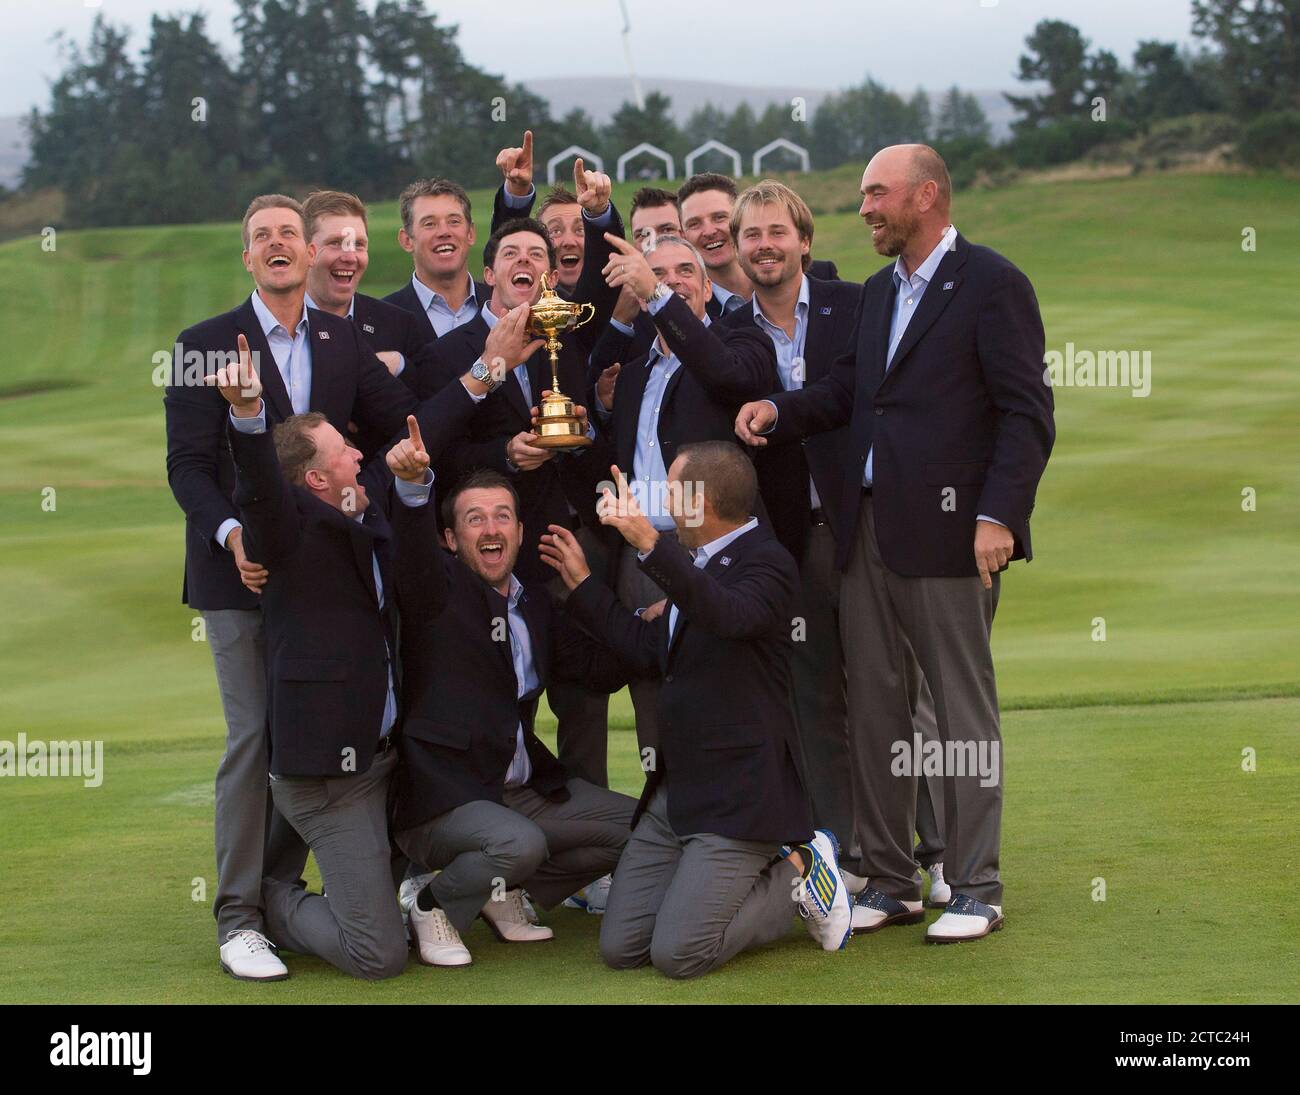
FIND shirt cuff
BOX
[977,514,1008,528]
[393,353,405,377]
[229,403,266,434]
[647,291,671,316]
[215,518,242,550]
[503,185,534,209]
[394,470,435,506]
[758,399,778,435]
[609,317,635,337]
[582,204,614,227]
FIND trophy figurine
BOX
[527,274,596,449]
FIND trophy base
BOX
[533,430,593,450]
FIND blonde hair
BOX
[730,180,814,272]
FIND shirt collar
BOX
[751,273,810,329]
[505,573,524,608]
[412,271,476,312]
[480,300,499,329]
[694,516,759,565]
[303,291,354,320]
[251,290,308,337]
[893,224,957,288]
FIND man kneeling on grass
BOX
[391,469,640,968]
[540,442,853,979]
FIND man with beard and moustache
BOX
[587,187,683,383]
[721,180,949,910]
[302,190,435,450]
[419,220,617,817]
[163,194,418,981]
[591,231,777,759]
[735,145,1055,944]
[392,471,639,968]
[678,173,840,321]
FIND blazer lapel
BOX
[883,237,967,381]
[804,279,835,384]
[235,299,292,422]
[305,308,333,414]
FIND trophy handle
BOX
[573,302,596,330]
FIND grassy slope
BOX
[0,172,1297,1001]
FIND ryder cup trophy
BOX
[528,274,595,449]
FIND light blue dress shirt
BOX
[502,574,540,787]
[752,275,820,509]
[411,272,479,338]
[216,292,312,550]
[228,403,432,739]
[711,283,747,315]
[631,297,711,531]
[479,302,532,406]
[863,224,957,487]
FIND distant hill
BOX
[522,75,1017,141]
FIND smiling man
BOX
[590,231,777,757]
[163,193,418,982]
[419,218,615,792]
[734,145,1056,944]
[391,470,638,968]
[303,191,435,426]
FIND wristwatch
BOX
[645,281,672,306]
[469,358,502,391]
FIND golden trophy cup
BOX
[527,274,596,449]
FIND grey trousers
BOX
[599,785,799,980]
[616,538,672,757]
[546,529,612,788]
[204,608,309,943]
[263,748,407,980]
[840,497,1002,904]
[395,777,636,933]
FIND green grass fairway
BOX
[1,171,1297,1002]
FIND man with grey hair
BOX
[592,231,778,755]
[736,144,1055,943]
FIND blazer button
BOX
[874,407,884,415]
[664,674,673,683]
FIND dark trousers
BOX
[546,525,612,787]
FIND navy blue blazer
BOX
[767,233,1055,575]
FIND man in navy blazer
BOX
[737,145,1055,943]
[163,194,418,981]
[542,442,853,978]
[392,470,638,967]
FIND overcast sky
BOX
[4,0,1199,117]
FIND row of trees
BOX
[18,0,1300,228]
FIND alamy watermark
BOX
[1043,343,1151,397]
[1,734,104,788]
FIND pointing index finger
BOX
[406,414,424,452]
